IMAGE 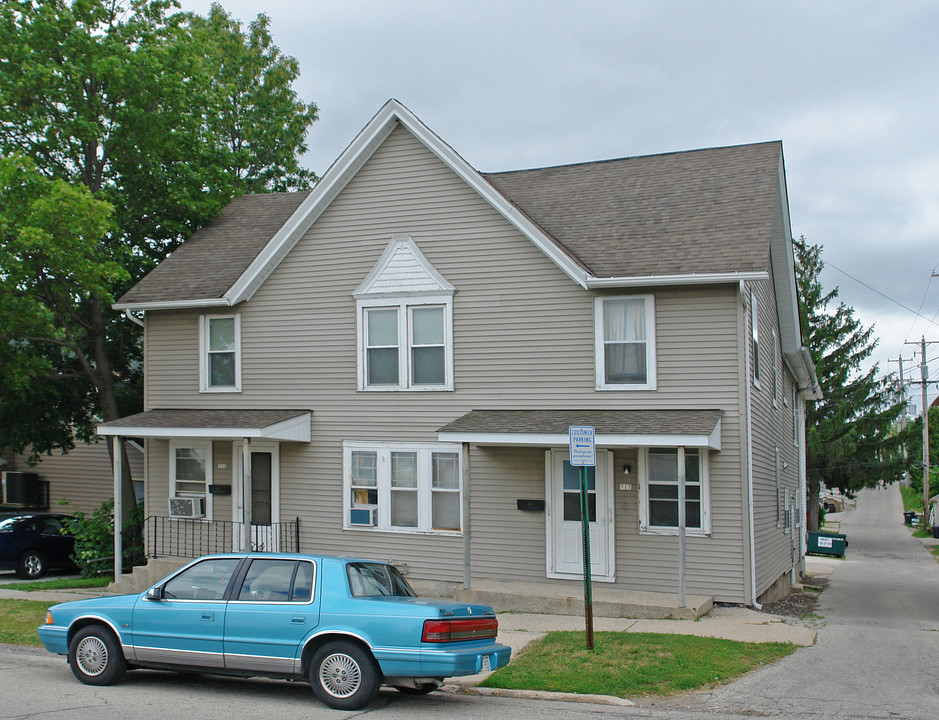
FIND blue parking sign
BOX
[569,426,596,466]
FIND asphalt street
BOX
[0,485,935,720]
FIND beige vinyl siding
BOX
[12,440,144,514]
[142,126,751,597]
[747,254,803,597]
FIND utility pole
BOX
[906,338,936,518]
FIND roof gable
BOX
[354,234,455,298]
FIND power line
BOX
[824,259,939,329]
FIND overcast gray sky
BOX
[181,0,939,407]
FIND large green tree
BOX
[794,238,907,530]
[0,0,318,518]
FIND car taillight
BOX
[422,617,498,643]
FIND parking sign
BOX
[569,426,596,466]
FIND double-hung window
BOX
[344,442,462,534]
[200,314,241,392]
[750,290,760,387]
[639,447,709,535]
[360,301,452,390]
[595,295,656,390]
[170,440,212,518]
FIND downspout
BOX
[462,442,471,590]
[743,283,762,609]
[124,309,144,327]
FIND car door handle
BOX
[291,617,305,624]
[202,614,214,621]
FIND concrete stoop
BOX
[108,557,188,594]
[453,580,712,620]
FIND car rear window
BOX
[347,562,415,597]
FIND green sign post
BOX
[569,426,596,650]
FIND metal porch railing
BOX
[144,515,300,559]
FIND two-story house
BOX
[99,99,820,610]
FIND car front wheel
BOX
[309,641,380,710]
[68,626,127,686]
[17,550,44,579]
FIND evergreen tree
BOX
[794,238,907,530]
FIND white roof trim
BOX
[438,423,721,451]
[113,298,231,312]
[221,99,589,306]
[96,413,311,442]
[586,271,769,289]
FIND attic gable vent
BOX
[354,235,455,298]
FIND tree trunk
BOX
[88,299,137,528]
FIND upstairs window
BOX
[200,314,241,392]
[750,290,760,387]
[595,295,656,390]
[355,235,455,391]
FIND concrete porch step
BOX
[107,557,188,594]
[453,580,712,620]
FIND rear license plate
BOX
[481,655,491,672]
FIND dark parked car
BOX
[0,513,75,579]
[39,553,511,709]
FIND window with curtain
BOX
[595,295,656,390]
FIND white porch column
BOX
[241,438,251,551]
[677,445,686,608]
[112,437,123,583]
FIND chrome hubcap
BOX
[76,636,108,676]
[319,652,361,698]
[24,555,41,576]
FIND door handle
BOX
[202,614,214,621]
[291,617,305,624]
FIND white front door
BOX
[547,449,614,581]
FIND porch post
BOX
[462,442,471,589]
[242,438,251,551]
[112,436,123,583]
[677,445,686,608]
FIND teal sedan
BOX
[38,553,510,710]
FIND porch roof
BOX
[96,409,311,442]
[437,409,722,450]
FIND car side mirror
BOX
[145,586,164,601]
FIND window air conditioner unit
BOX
[349,508,378,526]
[169,496,205,518]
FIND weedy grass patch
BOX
[0,599,54,647]
[482,631,795,698]
[0,576,111,592]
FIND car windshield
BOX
[0,516,28,531]
[347,562,416,597]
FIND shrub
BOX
[60,499,144,577]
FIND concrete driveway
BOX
[659,484,939,720]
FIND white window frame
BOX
[637,447,710,536]
[343,441,462,534]
[199,314,242,392]
[356,296,453,391]
[169,440,213,518]
[595,294,657,391]
[772,328,779,407]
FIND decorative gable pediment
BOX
[354,235,455,298]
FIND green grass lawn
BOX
[482,631,796,698]
[0,599,55,647]
[0,576,111,592]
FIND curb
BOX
[444,684,634,706]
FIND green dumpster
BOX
[807,531,847,557]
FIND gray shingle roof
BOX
[482,142,781,278]
[118,192,310,306]
[437,409,722,436]
[116,142,782,307]
[98,409,309,430]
